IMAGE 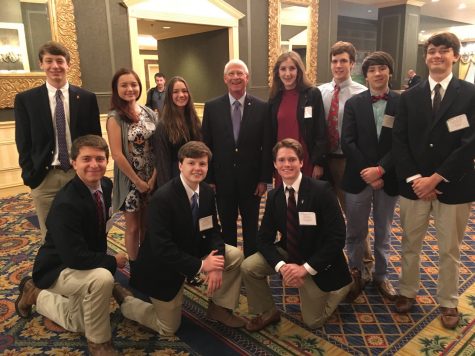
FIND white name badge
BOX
[199,215,213,232]
[446,114,469,132]
[382,115,395,128]
[299,211,317,226]
[304,106,312,118]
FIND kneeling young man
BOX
[15,135,128,355]
[115,141,245,335]
[241,138,352,331]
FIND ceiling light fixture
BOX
[162,26,171,29]
[458,3,467,9]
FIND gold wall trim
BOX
[268,0,319,86]
[0,0,82,109]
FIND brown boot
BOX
[112,282,133,305]
[87,339,118,356]
[15,276,41,318]
[206,301,246,328]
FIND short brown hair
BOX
[424,32,461,57]
[330,41,357,63]
[38,41,70,64]
[362,51,394,78]
[272,138,304,162]
[71,135,109,161]
[178,141,212,163]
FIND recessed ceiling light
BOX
[420,30,425,33]
[458,3,467,9]
[431,0,440,3]
[162,26,171,29]
[368,9,372,13]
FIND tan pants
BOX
[120,244,243,335]
[30,168,75,239]
[241,249,351,328]
[36,268,114,344]
[399,197,471,307]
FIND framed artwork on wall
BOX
[0,22,30,72]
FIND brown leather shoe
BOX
[375,279,397,301]
[346,268,364,302]
[15,276,41,318]
[246,309,281,332]
[87,339,118,356]
[206,301,246,328]
[440,307,459,329]
[112,282,133,305]
[394,295,415,313]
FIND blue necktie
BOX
[55,89,71,171]
[191,193,199,228]
[286,187,301,263]
[231,100,241,143]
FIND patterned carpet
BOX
[1,193,474,355]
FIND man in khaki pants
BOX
[241,139,352,331]
[114,141,245,335]
[15,135,128,355]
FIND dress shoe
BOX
[394,295,415,313]
[15,276,41,318]
[112,282,133,305]
[440,307,459,329]
[186,274,204,287]
[346,268,364,302]
[87,339,119,356]
[246,309,281,332]
[375,279,397,301]
[206,301,246,328]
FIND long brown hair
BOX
[269,51,312,100]
[161,76,201,145]
[110,68,142,123]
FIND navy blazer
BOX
[130,177,224,301]
[202,94,273,195]
[257,176,352,292]
[269,86,327,166]
[393,77,475,203]
[341,89,400,196]
[33,176,116,289]
[15,84,101,189]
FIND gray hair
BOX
[224,59,249,75]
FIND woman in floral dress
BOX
[107,68,157,263]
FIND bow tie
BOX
[371,93,388,103]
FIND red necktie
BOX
[94,190,105,232]
[327,85,340,152]
[371,93,389,103]
[286,187,301,263]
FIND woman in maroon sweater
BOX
[269,51,327,186]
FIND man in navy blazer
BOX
[15,135,128,355]
[393,32,475,329]
[341,51,400,302]
[15,41,101,238]
[202,59,273,257]
[241,139,352,331]
[117,141,245,335]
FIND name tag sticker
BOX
[299,212,317,226]
[382,115,395,128]
[199,215,213,231]
[304,106,312,118]
[446,114,469,132]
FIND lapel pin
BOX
[76,95,80,99]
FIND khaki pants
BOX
[30,168,75,239]
[241,249,351,328]
[121,244,243,335]
[398,197,471,307]
[36,268,114,343]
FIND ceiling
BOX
[138,19,224,41]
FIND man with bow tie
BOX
[15,135,128,355]
[341,51,400,302]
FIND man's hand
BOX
[202,250,224,273]
[280,264,308,288]
[115,253,128,268]
[370,178,384,190]
[412,174,443,199]
[254,182,267,197]
[312,165,324,179]
[205,270,223,297]
[361,166,383,184]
